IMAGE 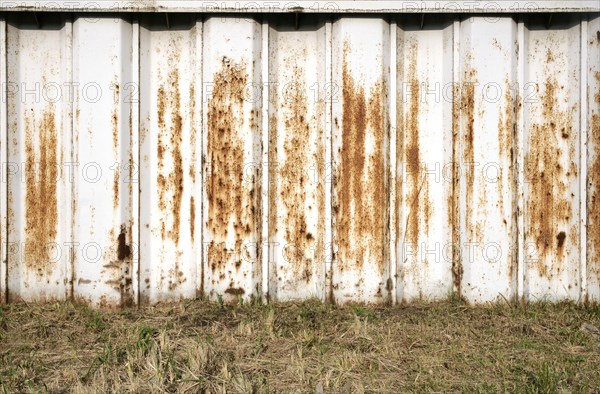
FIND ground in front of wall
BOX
[0,298,599,393]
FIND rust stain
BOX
[190,196,195,242]
[462,69,477,248]
[206,58,257,275]
[156,62,184,244]
[526,77,575,277]
[117,224,132,261]
[588,71,600,282]
[404,45,431,250]
[24,108,58,275]
[498,77,516,281]
[224,287,245,296]
[112,82,120,209]
[270,66,323,283]
[336,42,386,274]
[450,77,462,293]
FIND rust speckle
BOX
[207,58,257,275]
[156,60,184,244]
[25,108,58,275]
[526,78,575,276]
[462,69,477,245]
[112,82,120,209]
[269,65,323,283]
[336,42,386,274]
[190,196,195,242]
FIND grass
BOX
[0,299,599,393]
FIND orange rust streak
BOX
[156,67,184,245]
[526,77,575,278]
[588,71,600,281]
[337,44,386,273]
[25,109,59,275]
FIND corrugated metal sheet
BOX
[0,11,599,306]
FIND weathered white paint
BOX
[0,13,598,306]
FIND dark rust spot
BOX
[117,224,131,261]
[224,287,245,296]
[190,196,195,242]
[336,42,386,274]
[25,108,58,275]
[556,231,566,249]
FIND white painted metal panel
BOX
[139,16,201,304]
[72,17,135,307]
[202,16,262,302]
[396,18,454,301]
[331,17,390,304]
[459,17,518,303]
[0,13,598,306]
[268,15,327,301]
[523,16,581,301]
[6,15,72,302]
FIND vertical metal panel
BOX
[72,17,135,307]
[331,17,390,304]
[139,15,200,304]
[6,16,71,302]
[523,17,581,301]
[202,16,262,302]
[268,15,327,301]
[396,18,454,301]
[587,15,600,302]
[459,17,518,302]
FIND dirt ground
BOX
[1,298,599,393]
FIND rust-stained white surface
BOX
[0,12,599,306]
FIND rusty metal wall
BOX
[0,13,599,306]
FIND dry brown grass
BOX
[1,297,599,393]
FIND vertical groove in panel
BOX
[395,22,406,302]
[586,15,600,302]
[0,18,6,304]
[268,15,327,301]
[261,16,268,301]
[324,18,332,303]
[516,18,526,303]
[131,17,140,306]
[332,17,390,304]
[202,16,262,302]
[195,17,204,299]
[451,18,461,298]
[580,18,588,302]
[388,18,397,305]
[64,16,73,300]
[523,16,581,301]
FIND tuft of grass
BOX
[0,299,599,392]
